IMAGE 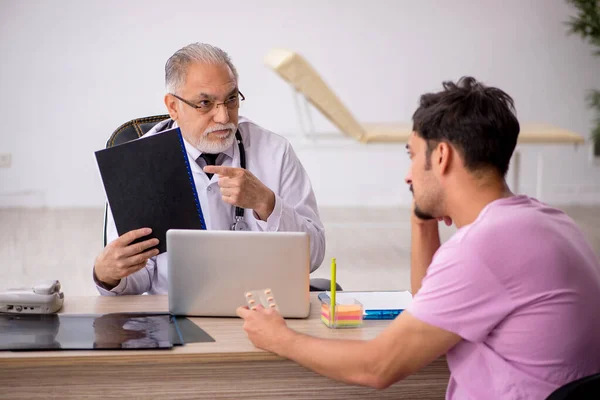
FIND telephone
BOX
[0,280,64,314]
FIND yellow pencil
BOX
[330,258,337,326]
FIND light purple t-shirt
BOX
[408,195,600,400]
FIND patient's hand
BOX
[94,228,159,288]
[237,305,293,354]
[437,216,453,226]
[410,201,453,227]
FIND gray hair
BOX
[165,43,238,94]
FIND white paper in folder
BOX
[325,291,413,310]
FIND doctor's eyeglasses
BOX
[170,91,245,114]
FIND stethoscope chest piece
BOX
[230,215,249,231]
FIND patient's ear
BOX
[436,142,452,175]
[164,94,179,120]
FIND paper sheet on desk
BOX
[325,291,413,312]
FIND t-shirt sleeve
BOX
[408,244,514,342]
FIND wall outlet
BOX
[0,153,11,168]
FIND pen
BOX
[330,258,336,325]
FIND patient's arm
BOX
[410,216,441,295]
[238,307,460,389]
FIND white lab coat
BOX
[96,117,325,295]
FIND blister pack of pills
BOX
[244,288,279,311]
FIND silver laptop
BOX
[167,230,311,318]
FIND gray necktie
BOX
[196,153,219,179]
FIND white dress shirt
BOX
[96,117,325,295]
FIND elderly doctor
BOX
[93,43,325,295]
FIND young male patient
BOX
[236,76,600,399]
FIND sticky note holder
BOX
[320,298,363,329]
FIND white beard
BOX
[195,123,237,154]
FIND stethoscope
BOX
[164,119,249,232]
[230,130,249,231]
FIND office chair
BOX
[103,114,342,292]
[545,372,600,400]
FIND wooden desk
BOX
[0,294,450,399]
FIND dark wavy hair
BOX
[412,76,520,176]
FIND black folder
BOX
[95,128,205,253]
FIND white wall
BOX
[1,0,599,208]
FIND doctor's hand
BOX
[236,305,295,354]
[204,166,276,221]
[94,228,159,288]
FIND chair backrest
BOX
[106,114,170,148]
[102,114,170,246]
[264,49,366,141]
[546,372,600,400]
